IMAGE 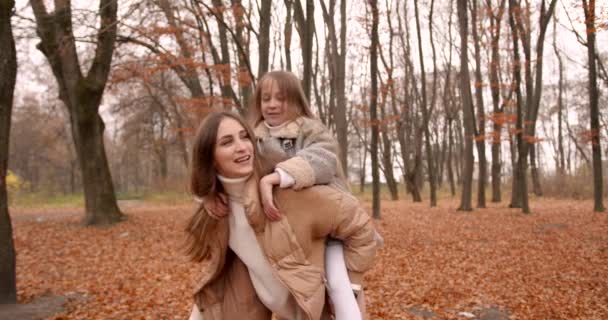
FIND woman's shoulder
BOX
[274,184,353,209]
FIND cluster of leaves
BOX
[11,198,608,319]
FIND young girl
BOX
[204,70,371,320]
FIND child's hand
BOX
[203,193,229,219]
[260,173,281,221]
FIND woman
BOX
[186,111,378,320]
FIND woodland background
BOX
[0,0,607,319]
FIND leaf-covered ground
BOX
[9,198,608,319]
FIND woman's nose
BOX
[234,139,247,151]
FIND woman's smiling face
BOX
[213,117,254,178]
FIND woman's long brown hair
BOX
[184,111,264,262]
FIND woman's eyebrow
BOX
[217,134,234,142]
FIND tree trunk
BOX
[320,0,348,175]
[395,0,422,202]
[284,0,293,71]
[471,0,487,208]
[31,0,124,225]
[444,0,456,197]
[211,0,235,110]
[380,106,399,200]
[511,0,557,212]
[414,0,437,207]
[337,0,348,174]
[370,0,380,219]
[582,0,605,212]
[553,16,566,176]
[303,0,315,100]
[0,0,17,303]
[457,0,475,211]
[529,145,543,196]
[526,0,558,198]
[447,120,456,196]
[489,0,506,202]
[231,0,252,105]
[508,0,526,211]
[259,0,272,77]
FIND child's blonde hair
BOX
[248,70,315,126]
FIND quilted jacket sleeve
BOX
[328,192,378,287]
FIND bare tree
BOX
[290,0,315,99]
[552,14,566,177]
[509,0,557,212]
[320,0,348,174]
[370,0,380,218]
[457,0,475,211]
[471,0,487,208]
[487,0,507,202]
[414,0,438,207]
[581,0,604,212]
[396,0,422,202]
[0,0,17,303]
[31,0,124,225]
[508,0,527,211]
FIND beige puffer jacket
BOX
[191,176,378,320]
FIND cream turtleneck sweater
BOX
[217,174,301,320]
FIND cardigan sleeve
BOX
[276,119,340,189]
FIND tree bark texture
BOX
[370,0,380,218]
[457,0,475,211]
[488,0,506,202]
[0,0,17,303]
[303,0,315,100]
[471,0,487,208]
[508,0,527,211]
[259,0,272,78]
[414,0,437,207]
[582,0,605,212]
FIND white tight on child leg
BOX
[188,304,203,320]
[325,240,362,320]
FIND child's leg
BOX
[325,240,362,320]
[188,305,203,320]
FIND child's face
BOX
[260,79,296,126]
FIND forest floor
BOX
[5,197,608,320]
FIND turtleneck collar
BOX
[264,120,292,136]
[218,174,252,201]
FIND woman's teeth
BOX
[235,155,251,163]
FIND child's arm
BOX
[259,172,282,221]
[275,119,340,189]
